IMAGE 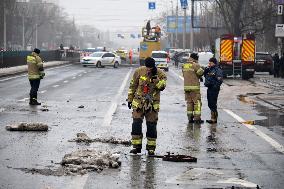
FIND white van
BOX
[151,51,169,71]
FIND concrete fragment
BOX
[61,149,121,175]
[69,133,131,146]
[6,122,48,131]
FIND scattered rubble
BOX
[13,149,121,176]
[61,149,121,175]
[6,122,48,131]
[40,108,49,112]
[78,105,84,108]
[69,133,131,146]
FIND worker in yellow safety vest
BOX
[27,48,45,105]
[182,53,204,124]
[127,57,167,155]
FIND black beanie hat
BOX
[33,48,40,54]
[209,57,217,64]
[145,57,156,68]
[190,53,199,61]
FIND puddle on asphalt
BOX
[254,104,284,136]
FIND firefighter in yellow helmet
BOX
[27,48,45,105]
[182,53,204,124]
[127,57,167,155]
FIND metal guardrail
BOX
[0,50,80,69]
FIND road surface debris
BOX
[78,105,84,108]
[61,149,121,175]
[69,133,131,146]
[6,122,48,131]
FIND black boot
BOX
[130,148,141,154]
[29,98,41,105]
[147,150,155,156]
[206,112,217,124]
[188,115,194,123]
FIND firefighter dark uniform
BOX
[128,57,167,155]
[204,57,223,124]
[27,48,45,105]
[182,54,204,123]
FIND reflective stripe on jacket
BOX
[182,58,204,92]
[27,52,43,80]
[128,66,167,111]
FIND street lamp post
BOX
[183,7,186,50]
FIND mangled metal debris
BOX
[6,122,48,131]
[150,152,197,162]
[61,149,121,175]
[69,133,131,146]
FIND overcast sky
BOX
[59,0,178,32]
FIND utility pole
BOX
[3,1,7,50]
[22,16,25,50]
[277,3,284,56]
[190,0,194,51]
[35,22,38,48]
[175,0,178,48]
[171,1,174,48]
[183,7,186,50]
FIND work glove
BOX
[39,72,45,79]
[128,101,132,109]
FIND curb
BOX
[0,61,75,78]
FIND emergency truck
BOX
[215,34,255,79]
[139,27,161,66]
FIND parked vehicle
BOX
[215,34,255,79]
[81,52,121,68]
[151,51,169,71]
[255,52,273,74]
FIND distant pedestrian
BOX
[204,57,223,124]
[27,48,45,105]
[146,20,151,36]
[280,53,284,78]
[129,49,133,64]
[273,53,280,78]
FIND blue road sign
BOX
[148,2,156,10]
[167,16,200,33]
[180,0,188,9]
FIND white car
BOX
[81,52,121,68]
[151,51,169,71]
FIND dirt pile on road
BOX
[69,133,131,146]
[6,122,48,131]
[61,149,121,175]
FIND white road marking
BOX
[0,74,27,82]
[102,68,132,127]
[170,69,184,81]
[46,64,71,70]
[39,90,47,94]
[217,178,257,187]
[53,85,59,88]
[63,80,68,83]
[223,109,284,154]
[66,175,89,189]
[17,98,29,102]
[0,64,71,82]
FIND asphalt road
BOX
[0,63,283,189]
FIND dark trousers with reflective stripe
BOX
[29,79,40,99]
[207,88,219,113]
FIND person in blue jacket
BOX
[204,57,223,124]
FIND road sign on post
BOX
[180,0,188,9]
[278,5,283,15]
[148,2,156,10]
[275,24,284,37]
